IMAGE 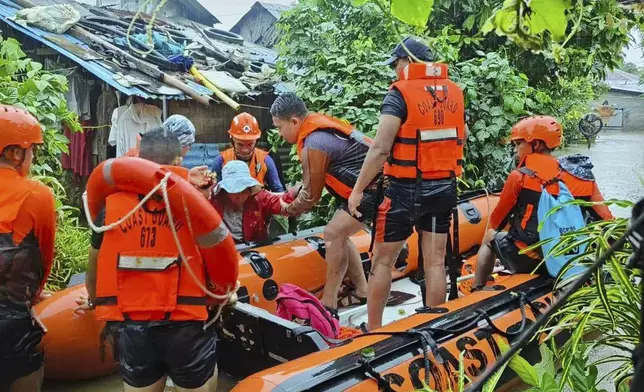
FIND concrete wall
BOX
[594,90,644,132]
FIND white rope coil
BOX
[83,171,239,326]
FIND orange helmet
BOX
[228,113,261,141]
[509,115,562,149]
[0,105,43,152]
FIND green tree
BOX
[275,0,619,219]
[621,61,640,75]
[0,36,90,291]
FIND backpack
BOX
[521,167,588,280]
[275,283,340,339]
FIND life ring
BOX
[85,157,239,299]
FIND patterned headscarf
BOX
[163,114,195,147]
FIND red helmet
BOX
[228,113,261,141]
[510,116,562,149]
[0,105,43,152]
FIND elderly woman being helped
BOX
[210,160,296,244]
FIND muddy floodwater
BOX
[42,130,644,392]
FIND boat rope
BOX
[358,328,438,389]
[473,294,528,338]
[82,171,239,327]
[466,203,644,391]
[359,357,396,392]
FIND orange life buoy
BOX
[85,157,239,300]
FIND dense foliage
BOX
[274,0,628,227]
[0,36,89,291]
[536,200,638,391]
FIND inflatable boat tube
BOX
[36,189,499,380]
[229,274,563,392]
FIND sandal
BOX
[324,305,340,321]
[337,288,367,308]
[386,290,415,306]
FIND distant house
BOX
[594,69,644,131]
[115,0,220,26]
[230,1,293,48]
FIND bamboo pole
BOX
[190,66,240,111]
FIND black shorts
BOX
[492,232,547,275]
[106,320,217,389]
[338,190,378,224]
[0,317,44,387]
[375,178,457,243]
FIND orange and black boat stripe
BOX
[269,276,553,391]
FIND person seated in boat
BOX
[473,116,614,288]
[212,112,285,193]
[76,128,226,392]
[210,160,295,244]
[0,106,55,392]
[125,114,196,158]
[270,92,374,318]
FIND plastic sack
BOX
[13,5,80,34]
[200,70,249,95]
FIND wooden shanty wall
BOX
[169,93,276,144]
[168,92,295,180]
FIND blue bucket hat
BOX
[214,160,261,195]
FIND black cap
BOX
[379,37,433,66]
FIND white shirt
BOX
[108,103,162,157]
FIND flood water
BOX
[42,130,644,392]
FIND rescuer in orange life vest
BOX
[212,112,285,193]
[75,128,233,392]
[349,37,468,331]
[472,116,614,288]
[270,93,376,318]
[0,106,55,392]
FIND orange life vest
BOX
[509,153,598,251]
[385,63,465,180]
[221,148,269,186]
[94,193,209,322]
[296,113,372,200]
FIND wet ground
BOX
[43,130,644,392]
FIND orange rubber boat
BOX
[35,189,500,381]
[228,274,560,392]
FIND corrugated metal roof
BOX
[257,2,292,20]
[0,0,214,100]
[187,0,220,24]
[605,69,644,94]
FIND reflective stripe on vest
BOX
[384,62,465,180]
[196,221,230,248]
[118,255,177,270]
[296,113,369,199]
[221,148,269,185]
[94,193,209,322]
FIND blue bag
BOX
[536,180,587,280]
